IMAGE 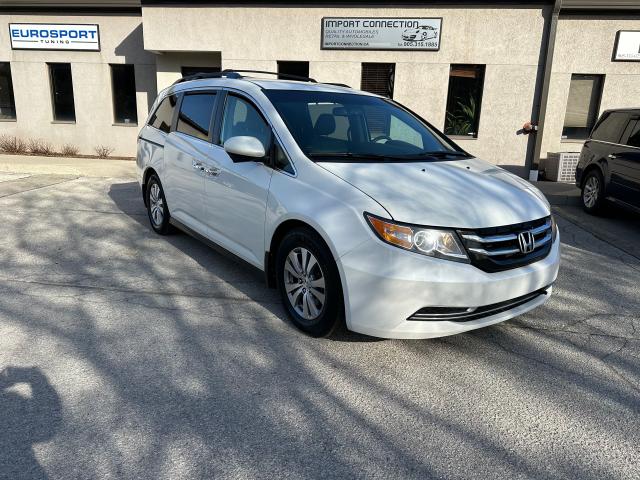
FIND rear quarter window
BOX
[590,112,629,143]
[149,95,177,134]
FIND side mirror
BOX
[223,136,266,162]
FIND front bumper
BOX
[338,231,560,339]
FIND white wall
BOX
[0,12,157,157]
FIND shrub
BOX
[61,144,80,156]
[94,145,114,158]
[0,135,28,154]
[27,138,55,156]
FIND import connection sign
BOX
[9,24,100,51]
[321,17,442,51]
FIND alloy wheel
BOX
[283,247,326,321]
[583,176,599,208]
[149,183,165,226]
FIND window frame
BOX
[48,62,76,123]
[561,73,605,141]
[0,62,17,121]
[277,61,310,80]
[443,64,486,139]
[360,62,396,99]
[215,89,296,176]
[174,89,220,143]
[110,63,138,126]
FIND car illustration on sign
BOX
[402,25,438,41]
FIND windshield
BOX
[263,90,467,161]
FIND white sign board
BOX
[9,24,100,51]
[613,30,640,61]
[322,17,442,51]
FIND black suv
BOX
[576,108,640,213]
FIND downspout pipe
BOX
[528,0,562,179]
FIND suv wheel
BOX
[276,228,343,337]
[581,169,605,214]
[146,174,173,234]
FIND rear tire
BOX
[276,228,343,337]
[146,174,173,235]
[581,169,605,214]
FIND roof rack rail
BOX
[222,69,317,83]
[172,71,241,85]
[172,69,318,85]
[322,82,351,88]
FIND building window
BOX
[0,63,16,120]
[562,74,604,140]
[181,66,221,77]
[110,65,137,125]
[444,65,485,138]
[361,63,395,98]
[278,61,309,80]
[48,63,75,122]
[176,92,217,141]
[149,95,177,134]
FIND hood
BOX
[318,157,550,229]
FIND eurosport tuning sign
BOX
[322,17,442,51]
[9,24,100,51]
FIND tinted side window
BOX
[591,112,628,143]
[220,95,271,151]
[150,95,177,133]
[621,119,640,148]
[177,93,217,141]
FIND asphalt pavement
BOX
[0,174,638,480]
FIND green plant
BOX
[0,135,28,154]
[445,95,477,136]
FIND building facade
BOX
[1,0,639,175]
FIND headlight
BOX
[551,214,558,240]
[365,213,469,262]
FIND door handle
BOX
[192,160,205,171]
[608,154,619,159]
[204,166,221,177]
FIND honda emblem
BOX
[518,231,535,254]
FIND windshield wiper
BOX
[418,151,471,158]
[307,152,390,160]
[306,151,471,161]
[307,152,398,160]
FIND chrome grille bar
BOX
[468,233,552,257]
[460,220,551,244]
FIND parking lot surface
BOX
[0,174,638,480]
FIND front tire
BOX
[581,169,605,214]
[146,174,173,234]
[276,228,343,337]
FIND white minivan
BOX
[137,70,560,339]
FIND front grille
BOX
[457,216,553,273]
[407,285,551,322]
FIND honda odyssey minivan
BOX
[137,70,560,339]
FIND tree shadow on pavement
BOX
[0,367,62,480]
[0,177,637,479]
